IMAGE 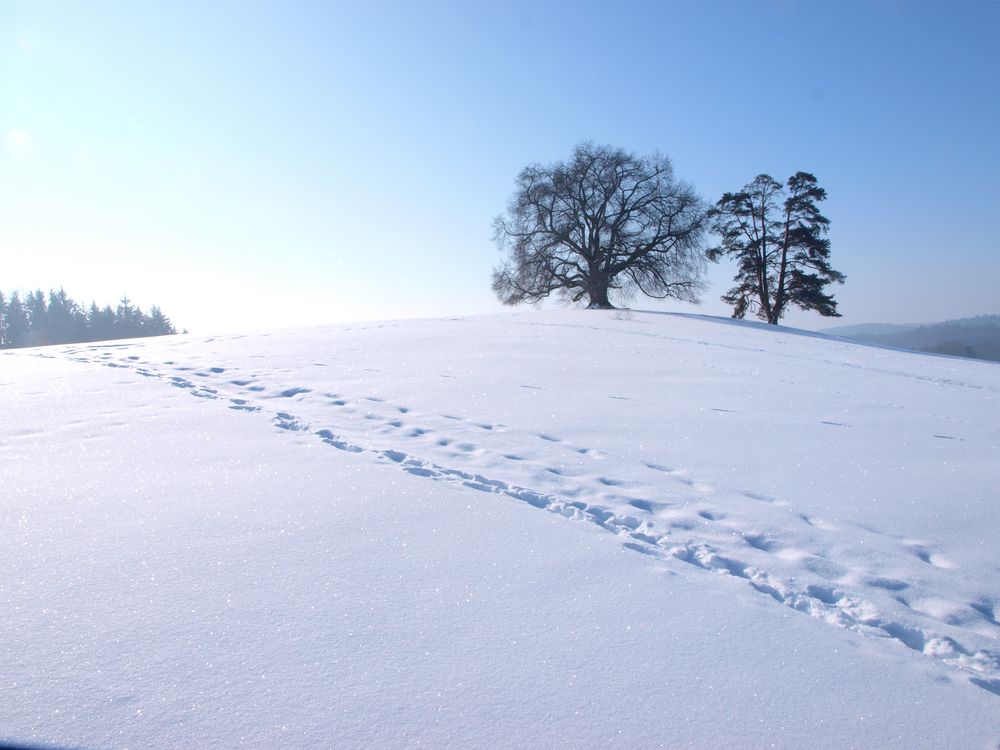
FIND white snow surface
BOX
[2,310,998,748]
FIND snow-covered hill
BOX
[3,310,998,748]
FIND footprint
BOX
[627,499,667,513]
[669,519,697,530]
[970,677,1000,696]
[274,413,308,432]
[865,577,909,592]
[805,584,843,605]
[228,398,260,413]
[912,547,957,569]
[276,387,311,398]
[315,429,363,453]
[744,534,780,553]
[970,601,998,626]
[878,622,930,654]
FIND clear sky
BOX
[2,0,998,332]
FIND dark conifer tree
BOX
[146,306,176,336]
[5,293,30,348]
[25,290,50,345]
[708,172,844,324]
[97,304,116,340]
[85,302,102,342]
[46,288,83,344]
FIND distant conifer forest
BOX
[0,288,177,349]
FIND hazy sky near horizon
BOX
[2,0,997,333]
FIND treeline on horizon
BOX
[0,288,177,349]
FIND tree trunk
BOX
[587,277,614,309]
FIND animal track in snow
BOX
[274,412,308,431]
[912,546,958,569]
[229,398,260,413]
[272,386,311,398]
[50,347,1000,698]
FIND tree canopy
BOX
[707,172,844,324]
[492,143,708,309]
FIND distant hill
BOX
[825,315,1000,362]
[823,322,921,338]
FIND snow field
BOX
[2,310,998,747]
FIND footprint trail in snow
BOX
[46,333,1000,698]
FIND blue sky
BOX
[2,0,997,332]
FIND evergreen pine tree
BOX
[5,293,30,347]
[46,288,80,344]
[25,290,50,345]
[708,172,844,324]
[146,306,176,336]
[116,296,137,337]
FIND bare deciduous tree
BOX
[491,143,708,309]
